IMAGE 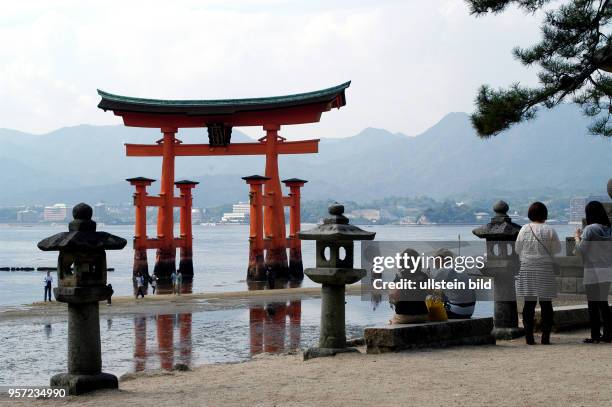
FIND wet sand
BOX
[0,286,363,322]
[4,329,610,407]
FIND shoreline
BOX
[0,285,363,322]
[0,287,588,323]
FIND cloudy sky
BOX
[0,0,545,139]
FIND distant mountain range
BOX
[0,104,610,208]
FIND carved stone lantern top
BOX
[472,200,521,242]
[38,203,127,252]
[298,203,376,242]
[37,203,126,303]
[299,203,375,286]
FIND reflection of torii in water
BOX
[249,299,302,355]
[133,313,193,372]
[98,82,350,283]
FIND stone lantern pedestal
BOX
[38,203,126,395]
[473,201,524,339]
[299,204,375,360]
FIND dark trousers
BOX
[585,282,611,340]
[44,283,52,301]
[136,287,145,298]
[523,297,553,333]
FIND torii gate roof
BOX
[97,81,350,128]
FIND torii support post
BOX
[176,180,199,278]
[282,178,308,280]
[243,175,269,281]
[127,177,156,280]
[154,128,179,278]
[262,125,289,279]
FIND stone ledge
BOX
[533,304,609,332]
[364,317,495,354]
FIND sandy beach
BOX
[3,328,610,407]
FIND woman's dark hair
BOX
[528,201,548,222]
[585,201,611,227]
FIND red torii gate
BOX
[97,82,350,282]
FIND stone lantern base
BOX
[492,327,525,340]
[51,372,118,395]
[303,346,359,361]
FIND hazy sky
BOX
[0,0,545,139]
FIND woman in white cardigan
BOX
[515,202,561,345]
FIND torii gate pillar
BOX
[262,125,289,279]
[127,176,156,280]
[283,178,307,280]
[176,180,199,278]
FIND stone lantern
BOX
[472,200,523,339]
[38,203,126,395]
[299,203,375,360]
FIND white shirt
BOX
[44,275,53,286]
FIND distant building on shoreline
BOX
[17,209,40,223]
[192,208,203,224]
[94,202,108,221]
[221,202,250,223]
[43,203,69,222]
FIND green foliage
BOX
[466,0,612,137]
[422,201,488,224]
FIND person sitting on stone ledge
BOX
[389,248,429,324]
[431,248,476,319]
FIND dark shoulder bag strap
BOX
[528,224,554,259]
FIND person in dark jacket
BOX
[575,201,612,343]
[389,248,429,324]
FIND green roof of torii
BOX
[97,82,351,115]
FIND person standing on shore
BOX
[135,273,146,299]
[515,202,561,345]
[107,283,114,306]
[43,271,53,302]
[176,271,183,296]
[575,201,612,343]
[171,271,178,295]
[150,273,158,295]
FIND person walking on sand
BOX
[43,271,53,302]
[150,273,158,295]
[575,201,612,343]
[135,273,146,299]
[516,202,561,345]
[176,271,183,296]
